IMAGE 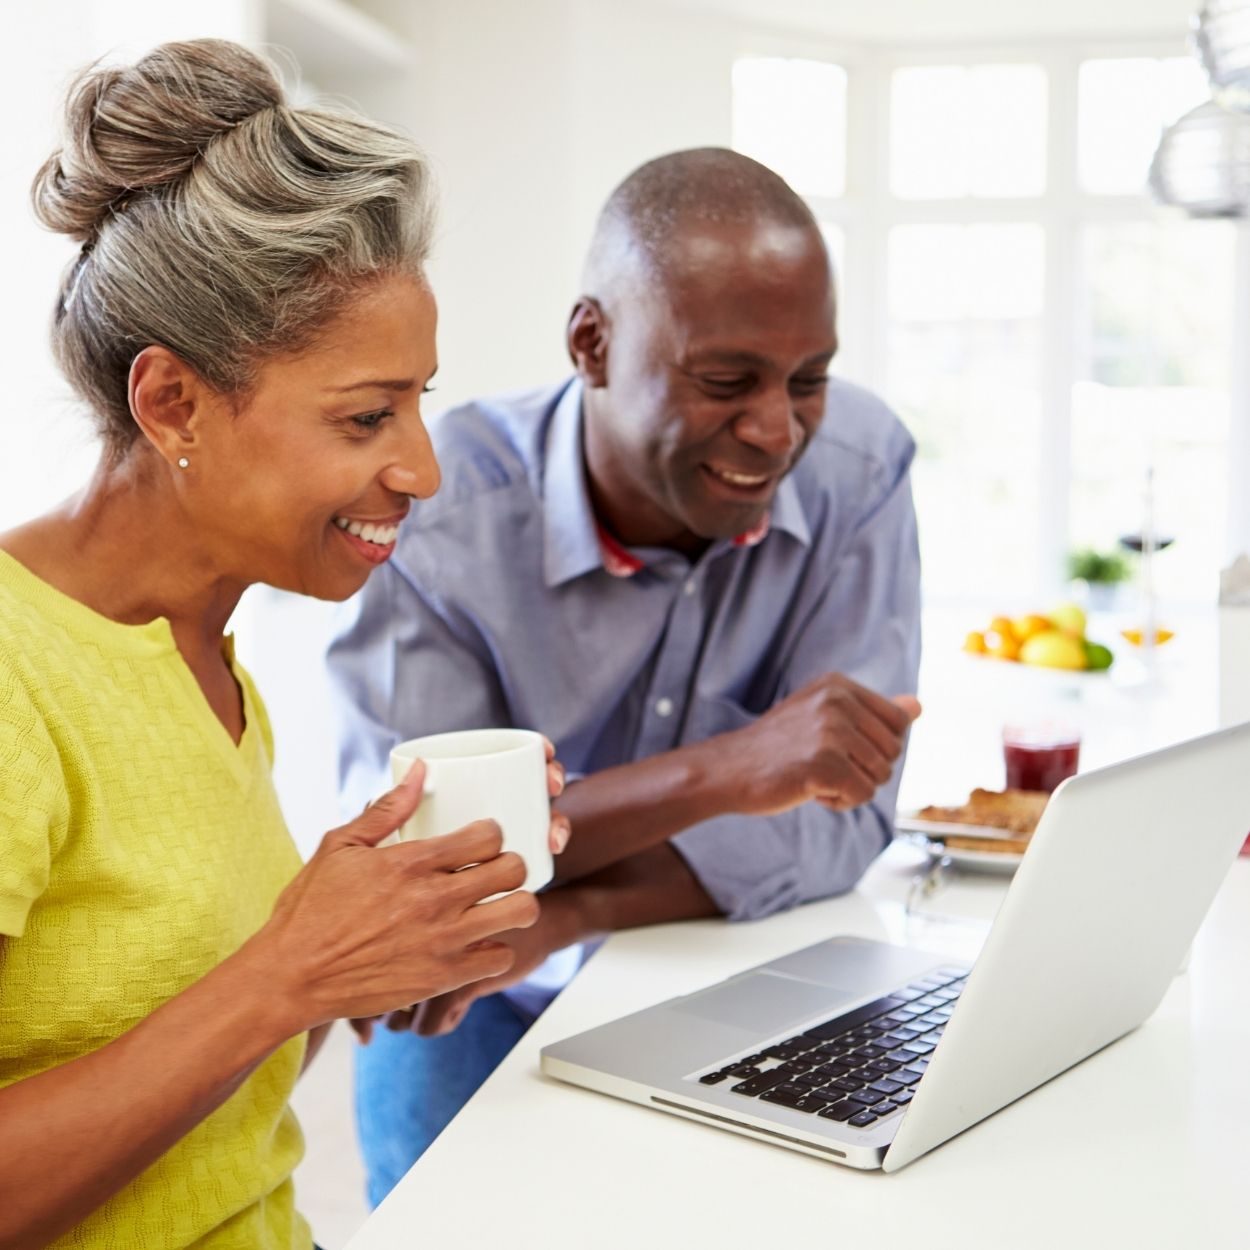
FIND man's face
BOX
[588,220,837,545]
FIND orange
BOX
[1120,627,1175,647]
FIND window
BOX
[891,64,1047,199]
[732,57,847,198]
[732,47,1241,606]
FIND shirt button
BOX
[655,697,674,718]
[683,579,697,596]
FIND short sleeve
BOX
[0,658,68,937]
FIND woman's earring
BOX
[177,457,190,470]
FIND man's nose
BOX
[733,387,802,460]
[382,416,441,500]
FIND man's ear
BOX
[566,297,610,388]
[127,346,209,468]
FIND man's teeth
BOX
[711,467,769,487]
[334,517,399,545]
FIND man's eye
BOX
[791,375,830,394]
[701,376,752,395]
[351,409,393,430]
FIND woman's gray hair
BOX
[32,38,435,455]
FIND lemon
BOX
[1013,614,1052,642]
[1019,629,1087,670]
[1048,602,1087,639]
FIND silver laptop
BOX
[541,722,1250,1172]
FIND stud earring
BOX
[177,457,190,469]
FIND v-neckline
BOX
[0,550,258,786]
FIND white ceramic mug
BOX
[389,728,553,893]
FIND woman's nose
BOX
[383,418,441,500]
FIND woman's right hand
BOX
[249,762,539,1034]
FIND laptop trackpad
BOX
[674,973,856,1033]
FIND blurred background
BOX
[3,1,1248,1239]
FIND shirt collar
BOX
[541,379,812,587]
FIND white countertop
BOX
[347,843,1250,1250]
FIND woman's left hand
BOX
[543,735,571,855]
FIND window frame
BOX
[732,31,1250,603]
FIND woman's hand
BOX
[249,762,539,1035]
[543,734,572,855]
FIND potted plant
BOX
[1068,547,1132,611]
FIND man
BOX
[327,147,922,1206]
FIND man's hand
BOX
[378,891,587,1039]
[724,674,921,816]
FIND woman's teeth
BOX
[334,517,399,546]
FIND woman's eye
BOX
[351,408,393,430]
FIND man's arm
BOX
[552,434,922,920]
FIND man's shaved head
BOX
[569,147,837,557]
[582,147,825,298]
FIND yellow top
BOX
[0,551,311,1249]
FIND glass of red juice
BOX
[1002,724,1081,793]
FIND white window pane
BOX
[1071,222,1234,604]
[968,65,1047,197]
[732,57,847,197]
[891,67,969,199]
[889,224,1044,321]
[819,222,846,302]
[886,224,1045,597]
[891,64,1046,199]
[1078,57,1209,195]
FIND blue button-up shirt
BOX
[328,373,920,918]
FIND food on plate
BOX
[916,787,1049,836]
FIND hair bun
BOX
[32,38,284,241]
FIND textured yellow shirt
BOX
[0,551,311,1249]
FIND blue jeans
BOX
[354,994,530,1208]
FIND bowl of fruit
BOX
[963,603,1115,674]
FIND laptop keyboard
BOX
[695,966,969,1129]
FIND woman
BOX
[0,38,568,1250]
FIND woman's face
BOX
[188,273,440,601]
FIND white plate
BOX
[902,831,1023,874]
[896,815,1026,874]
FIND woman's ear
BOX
[127,346,207,468]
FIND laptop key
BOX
[759,1085,810,1110]
[817,1100,858,1122]
[893,1090,915,1105]
[794,1091,838,1113]
[699,1071,730,1085]
[829,1077,863,1094]
[730,1070,789,1096]
[879,1032,914,1047]
[869,1059,902,1074]
[847,1090,884,1107]
[873,1101,900,1116]
[887,1049,916,1064]
[900,1066,926,1083]
[801,996,910,1041]
[793,1071,828,1089]
[849,1111,878,1127]
[903,1040,936,1056]
[869,1079,904,1095]
[815,1061,856,1078]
